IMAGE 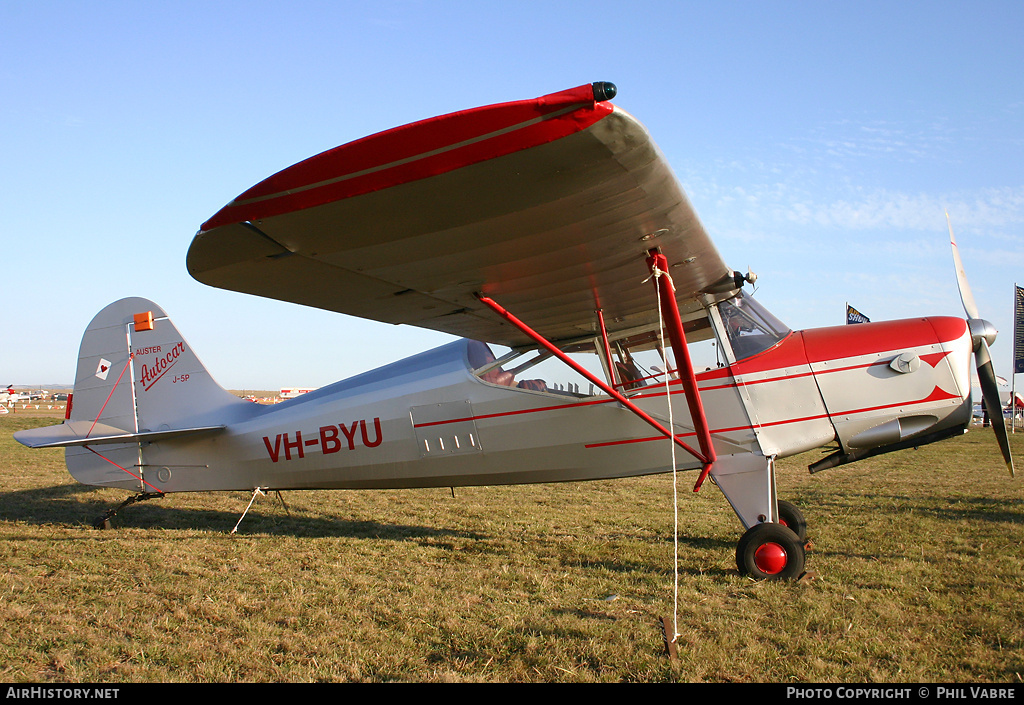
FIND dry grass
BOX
[0,411,1021,682]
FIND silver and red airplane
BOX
[15,83,1014,580]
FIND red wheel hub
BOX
[753,542,788,575]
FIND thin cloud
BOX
[688,175,1024,234]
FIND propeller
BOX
[947,213,1015,477]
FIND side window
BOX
[605,317,720,389]
[467,341,598,397]
[718,293,790,361]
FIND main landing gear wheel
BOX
[776,500,807,542]
[736,523,805,580]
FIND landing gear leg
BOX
[93,492,164,529]
[736,523,806,580]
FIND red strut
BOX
[645,251,717,491]
[476,294,709,466]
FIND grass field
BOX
[0,410,1021,683]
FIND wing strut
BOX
[476,292,713,472]
[596,308,620,389]
[646,250,718,490]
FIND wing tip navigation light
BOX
[592,82,617,102]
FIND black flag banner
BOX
[846,304,870,325]
[1015,285,1024,374]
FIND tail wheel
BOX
[736,523,805,580]
[776,500,807,542]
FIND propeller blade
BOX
[975,338,1015,477]
[947,213,980,320]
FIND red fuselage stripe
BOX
[414,319,965,445]
[416,368,950,436]
[582,386,955,449]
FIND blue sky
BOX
[2,1,1022,391]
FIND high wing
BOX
[187,82,736,348]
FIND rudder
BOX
[70,297,243,433]
[16,297,250,490]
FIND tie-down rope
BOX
[650,265,682,649]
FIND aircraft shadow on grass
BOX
[799,490,1024,527]
[0,482,490,541]
[0,483,736,577]
[922,495,1024,525]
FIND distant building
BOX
[280,388,316,399]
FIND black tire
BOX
[777,500,807,542]
[736,523,805,580]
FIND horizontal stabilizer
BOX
[14,421,225,449]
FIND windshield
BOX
[718,292,791,361]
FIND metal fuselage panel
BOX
[136,339,758,492]
[715,315,973,458]
[802,317,973,450]
[112,315,971,495]
[702,333,835,458]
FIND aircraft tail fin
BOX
[14,297,251,489]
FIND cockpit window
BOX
[467,341,553,393]
[468,340,607,397]
[718,292,791,360]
